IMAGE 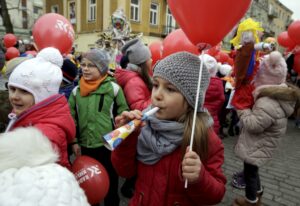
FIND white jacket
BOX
[0,127,90,206]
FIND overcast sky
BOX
[279,0,300,20]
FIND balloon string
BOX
[184,50,205,188]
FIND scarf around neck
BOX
[79,74,107,97]
[137,115,184,165]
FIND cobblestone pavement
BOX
[118,119,300,206]
[219,119,300,206]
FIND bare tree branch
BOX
[0,0,14,33]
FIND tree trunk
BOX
[0,0,14,33]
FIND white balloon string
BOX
[185,50,205,188]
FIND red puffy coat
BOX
[204,77,225,134]
[115,68,151,110]
[112,130,226,206]
[8,94,75,169]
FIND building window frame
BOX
[88,0,96,22]
[130,0,140,22]
[69,1,76,24]
[51,5,59,13]
[150,3,158,25]
[166,6,175,34]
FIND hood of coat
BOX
[12,94,75,143]
[0,127,58,172]
[254,83,300,116]
[115,67,140,88]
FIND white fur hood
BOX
[0,127,90,206]
[0,127,58,171]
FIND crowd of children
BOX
[1,20,300,206]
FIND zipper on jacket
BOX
[98,94,104,112]
[5,113,17,132]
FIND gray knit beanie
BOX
[121,38,151,65]
[83,49,110,74]
[153,52,210,112]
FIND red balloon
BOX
[5,47,20,60]
[227,57,234,66]
[294,53,300,73]
[206,45,221,56]
[162,29,199,58]
[214,51,229,64]
[277,31,296,48]
[149,41,163,67]
[288,20,300,45]
[167,0,251,49]
[32,13,75,54]
[3,33,17,48]
[72,156,110,205]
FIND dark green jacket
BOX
[68,76,128,148]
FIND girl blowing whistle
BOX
[111,52,226,206]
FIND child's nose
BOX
[10,92,20,100]
[153,88,163,101]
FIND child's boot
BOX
[232,196,260,206]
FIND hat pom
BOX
[268,51,282,67]
[37,47,63,68]
[219,64,232,76]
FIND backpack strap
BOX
[110,82,120,128]
[71,85,81,142]
[110,81,119,98]
[72,85,79,97]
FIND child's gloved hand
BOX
[115,110,143,128]
[182,146,202,183]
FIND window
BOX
[69,1,76,24]
[166,7,175,34]
[33,6,40,14]
[51,5,58,13]
[88,0,96,22]
[150,3,158,25]
[130,0,140,21]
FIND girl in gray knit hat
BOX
[114,38,153,197]
[111,52,226,206]
[115,38,153,110]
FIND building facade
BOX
[4,0,291,52]
[45,0,175,52]
[222,0,293,50]
[0,0,44,40]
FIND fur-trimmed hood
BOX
[253,83,300,116]
[0,127,90,206]
[255,83,300,104]
[0,127,58,172]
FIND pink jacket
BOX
[115,68,151,110]
[9,94,75,169]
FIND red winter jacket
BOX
[8,94,75,169]
[112,130,226,206]
[115,68,151,110]
[204,77,225,134]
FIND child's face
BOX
[80,58,102,81]
[151,77,188,120]
[8,85,35,116]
